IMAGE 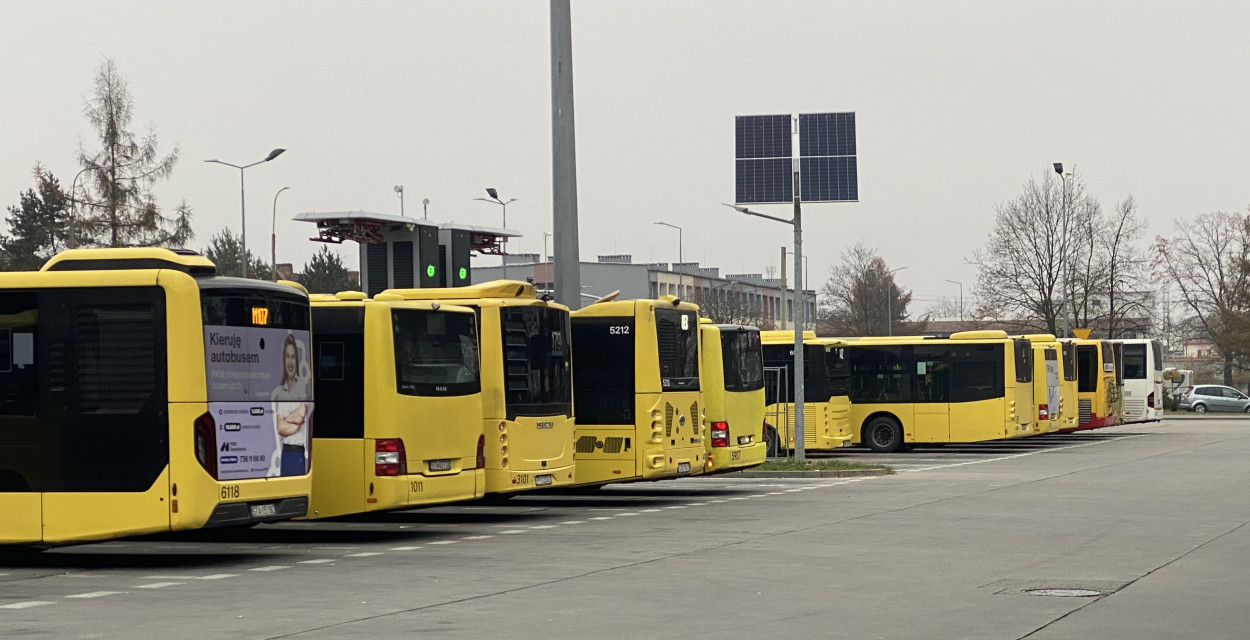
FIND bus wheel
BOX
[764,425,781,457]
[865,417,903,453]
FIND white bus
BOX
[1117,338,1163,423]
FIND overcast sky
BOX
[3,1,1248,313]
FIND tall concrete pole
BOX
[551,0,582,309]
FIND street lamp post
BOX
[886,266,909,336]
[394,185,405,217]
[1054,162,1071,339]
[542,231,552,263]
[475,188,517,279]
[654,222,684,298]
[422,198,430,220]
[724,202,808,463]
[944,279,963,323]
[205,148,286,279]
[271,186,291,282]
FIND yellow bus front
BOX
[699,323,767,474]
[571,298,705,485]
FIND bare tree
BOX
[817,242,919,336]
[1154,211,1250,384]
[1103,195,1150,337]
[74,58,189,247]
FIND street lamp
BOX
[394,185,405,217]
[475,188,518,279]
[886,266,909,336]
[205,148,286,278]
[724,202,809,463]
[653,222,684,298]
[271,186,291,282]
[1054,162,1072,338]
[542,231,552,263]
[944,279,963,323]
[422,197,430,220]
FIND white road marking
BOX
[767,492,785,495]
[728,497,749,501]
[142,575,196,580]
[559,521,585,525]
[685,502,708,506]
[590,516,616,520]
[614,512,640,516]
[499,530,527,534]
[312,546,361,550]
[248,566,291,572]
[641,509,662,513]
[463,535,494,540]
[900,434,1149,473]
[0,601,54,609]
[388,546,422,551]
[135,582,183,589]
[663,506,686,510]
[298,559,336,565]
[784,489,802,493]
[709,499,729,503]
[429,540,458,545]
[346,552,384,558]
[748,494,769,498]
[199,574,239,580]
[529,525,558,530]
[66,591,126,599]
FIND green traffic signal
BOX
[458,267,467,280]
[426,264,436,278]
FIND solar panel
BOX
[736,158,793,204]
[799,112,856,157]
[735,115,793,204]
[800,156,858,202]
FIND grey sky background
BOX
[3,1,1248,313]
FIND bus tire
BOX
[865,417,903,453]
[1192,403,1207,414]
[764,425,781,457]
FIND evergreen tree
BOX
[74,57,190,247]
[297,246,354,293]
[0,165,70,271]
[204,228,272,279]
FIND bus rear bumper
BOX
[203,496,308,528]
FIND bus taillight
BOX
[1038,405,1049,421]
[475,434,486,469]
[194,412,218,479]
[1147,392,1155,409]
[711,421,729,448]
[375,439,407,476]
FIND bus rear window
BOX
[1122,343,1147,380]
[1013,339,1033,384]
[1151,340,1163,371]
[393,309,480,397]
[655,309,699,391]
[1062,341,1077,382]
[500,306,571,419]
[720,329,764,393]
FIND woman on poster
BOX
[271,332,310,476]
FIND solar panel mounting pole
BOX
[551,0,583,309]
[792,165,806,463]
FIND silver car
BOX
[1179,385,1250,413]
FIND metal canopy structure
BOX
[293,211,519,253]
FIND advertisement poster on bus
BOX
[204,325,313,480]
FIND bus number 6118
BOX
[221,485,240,500]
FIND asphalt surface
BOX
[3,418,1248,639]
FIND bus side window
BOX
[0,292,40,492]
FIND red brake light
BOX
[194,411,218,479]
[1038,405,1049,421]
[476,434,486,469]
[711,421,729,448]
[375,438,407,476]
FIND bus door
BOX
[40,287,172,542]
[0,291,45,543]
[1043,348,1060,424]
[912,345,950,442]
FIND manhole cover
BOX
[1025,588,1102,597]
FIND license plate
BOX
[677,462,691,474]
[429,459,451,472]
[250,503,276,519]
[535,474,553,487]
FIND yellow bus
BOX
[570,296,705,484]
[1061,338,1119,432]
[841,330,1035,452]
[698,320,766,474]
[1020,334,1062,434]
[305,292,484,519]
[760,331,854,455]
[0,248,313,545]
[382,281,575,494]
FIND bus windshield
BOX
[393,309,480,397]
[655,309,699,391]
[1122,343,1147,380]
[500,305,571,418]
[720,329,764,393]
